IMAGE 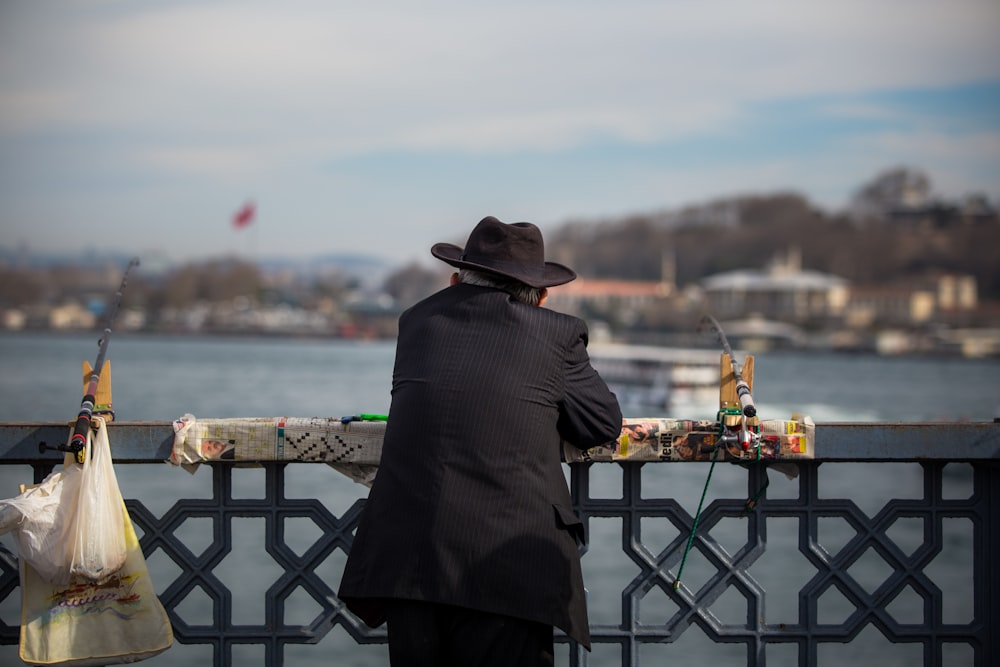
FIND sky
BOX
[1,0,999,269]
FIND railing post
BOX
[981,462,999,667]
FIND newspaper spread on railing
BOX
[169,413,814,485]
[170,414,384,484]
[562,416,814,463]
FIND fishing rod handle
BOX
[69,394,96,450]
[735,381,757,418]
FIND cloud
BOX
[5,1,998,144]
[0,0,998,261]
[138,146,272,179]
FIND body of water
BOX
[0,331,995,666]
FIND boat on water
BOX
[587,342,724,415]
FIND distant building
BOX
[48,302,97,330]
[700,248,849,323]
[926,273,977,311]
[845,273,978,328]
[1,308,26,330]
[547,251,677,324]
[548,278,672,311]
[886,197,997,228]
[845,286,936,328]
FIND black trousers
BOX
[383,599,555,667]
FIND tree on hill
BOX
[543,170,1000,299]
[850,166,932,220]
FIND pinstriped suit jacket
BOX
[338,283,622,647]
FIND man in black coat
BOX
[339,216,622,666]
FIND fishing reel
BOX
[37,413,110,462]
[716,406,762,456]
[38,440,85,459]
[38,433,88,464]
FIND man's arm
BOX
[557,325,623,449]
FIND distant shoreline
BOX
[3,327,998,362]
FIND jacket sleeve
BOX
[557,322,623,450]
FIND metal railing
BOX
[0,422,997,666]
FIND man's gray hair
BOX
[458,270,544,305]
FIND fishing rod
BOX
[675,315,764,591]
[701,314,756,418]
[41,258,140,461]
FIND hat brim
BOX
[431,243,576,288]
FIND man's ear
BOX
[537,288,548,307]
[450,272,460,286]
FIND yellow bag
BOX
[18,501,174,666]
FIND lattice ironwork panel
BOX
[0,462,386,667]
[1,460,996,666]
[570,460,997,667]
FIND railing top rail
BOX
[0,421,996,464]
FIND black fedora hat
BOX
[431,216,576,288]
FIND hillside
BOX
[549,181,1000,298]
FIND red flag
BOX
[232,201,255,229]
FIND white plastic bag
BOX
[0,461,79,584]
[70,417,127,581]
[0,417,127,584]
